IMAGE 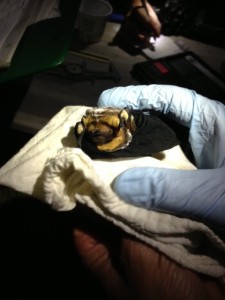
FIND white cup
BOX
[77,0,112,43]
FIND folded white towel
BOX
[1,106,225,287]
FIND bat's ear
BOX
[119,108,136,133]
[81,115,91,127]
[74,121,85,146]
[74,121,84,136]
[120,108,130,122]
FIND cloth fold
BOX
[0,105,225,287]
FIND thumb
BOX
[113,167,225,229]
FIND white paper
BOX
[142,35,182,59]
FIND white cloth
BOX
[0,105,225,286]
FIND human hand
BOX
[124,0,161,44]
[129,0,161,38]
[97,84,225,229]
[73,209,225,300]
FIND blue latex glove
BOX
[98,85,225,229]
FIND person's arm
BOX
[73,211,225,300]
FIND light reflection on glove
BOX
[98,85,225,229]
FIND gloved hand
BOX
[97,84,225,229]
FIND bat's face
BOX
[75,107,136,152]
[84,120,116,145]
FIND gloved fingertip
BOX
[112,169,152,208]
[112,170,130,198]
